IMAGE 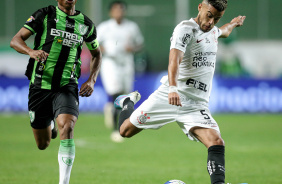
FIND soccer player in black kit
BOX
[10,0,102,183]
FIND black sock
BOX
[207,145,225,184]
[118,98,134,130]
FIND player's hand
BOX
[28,50,49,62]
[79,80,94,97]
[168,92,182,107]
[231,15,246,27]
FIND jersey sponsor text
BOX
[51,28,83,48]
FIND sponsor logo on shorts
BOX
[137,111,150,124]
[29,111,35,123]
[201,121,217,127]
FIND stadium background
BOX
[0,1,281,184]
[0,0,282,113]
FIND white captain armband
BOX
[86,39,99,50]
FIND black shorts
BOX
[28,84,79,129]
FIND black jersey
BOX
[24,5,99,90]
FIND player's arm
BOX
[168,48,184,107]
[10,28,49,62]
[79,47,102,97]
[219,15,246,38]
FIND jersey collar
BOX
[56,6,80,17]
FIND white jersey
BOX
[161,18,222,103]
[97,18,144,65]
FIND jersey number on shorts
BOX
[200,110,210,119]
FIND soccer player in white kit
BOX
[114,0,245,183]
[97,1,144,142]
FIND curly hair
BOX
[204,0,228,11]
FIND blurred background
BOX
[0,0,282,113]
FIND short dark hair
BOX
[205,0,228,11]
[109,1,127,11]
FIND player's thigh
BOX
[53,85,79,137]
[100,58,123,95]
[53,85,79,119]
[28,85,53,129]
[177,105,221,142]
[130,90,177,130]
[28,85,54,146]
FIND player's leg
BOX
[114,86,177,138]
[28,85,54,150]
[110,93,123,142]
[56,114,77,184]
[114,91,143,137]
[31,120,57,150]
[191,127,225,184]
[177,104,225,184]
[100,58,124,141]
[32,127,52,150]
[53,85,79,184]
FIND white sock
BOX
[58,139,75,184]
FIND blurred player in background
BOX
[114,0,245,183]
[10,0,102,183]
[97,1,144,142]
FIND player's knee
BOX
[60,123,74,137]
[212,137,225,146]
[58,119,75,137]
[37,141,50,150]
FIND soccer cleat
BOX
[110,131,124,143]
[114,91,141,109]
[51,120,58,139]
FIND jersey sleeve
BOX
[170,23,193,53]
[85,25,99,50]
[24,7,48,34]
[132,23,144,46]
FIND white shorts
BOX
[130,84,220,141]
[100,57,134,95]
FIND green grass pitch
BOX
[0,113,281,184]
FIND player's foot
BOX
[51,120,58,139]
[104,102,114,129]
[114,91,141,109]
[110,131,124,143]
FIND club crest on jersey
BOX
[137,111,150,124]
[26,16,35,23]
[79,24,89,35]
